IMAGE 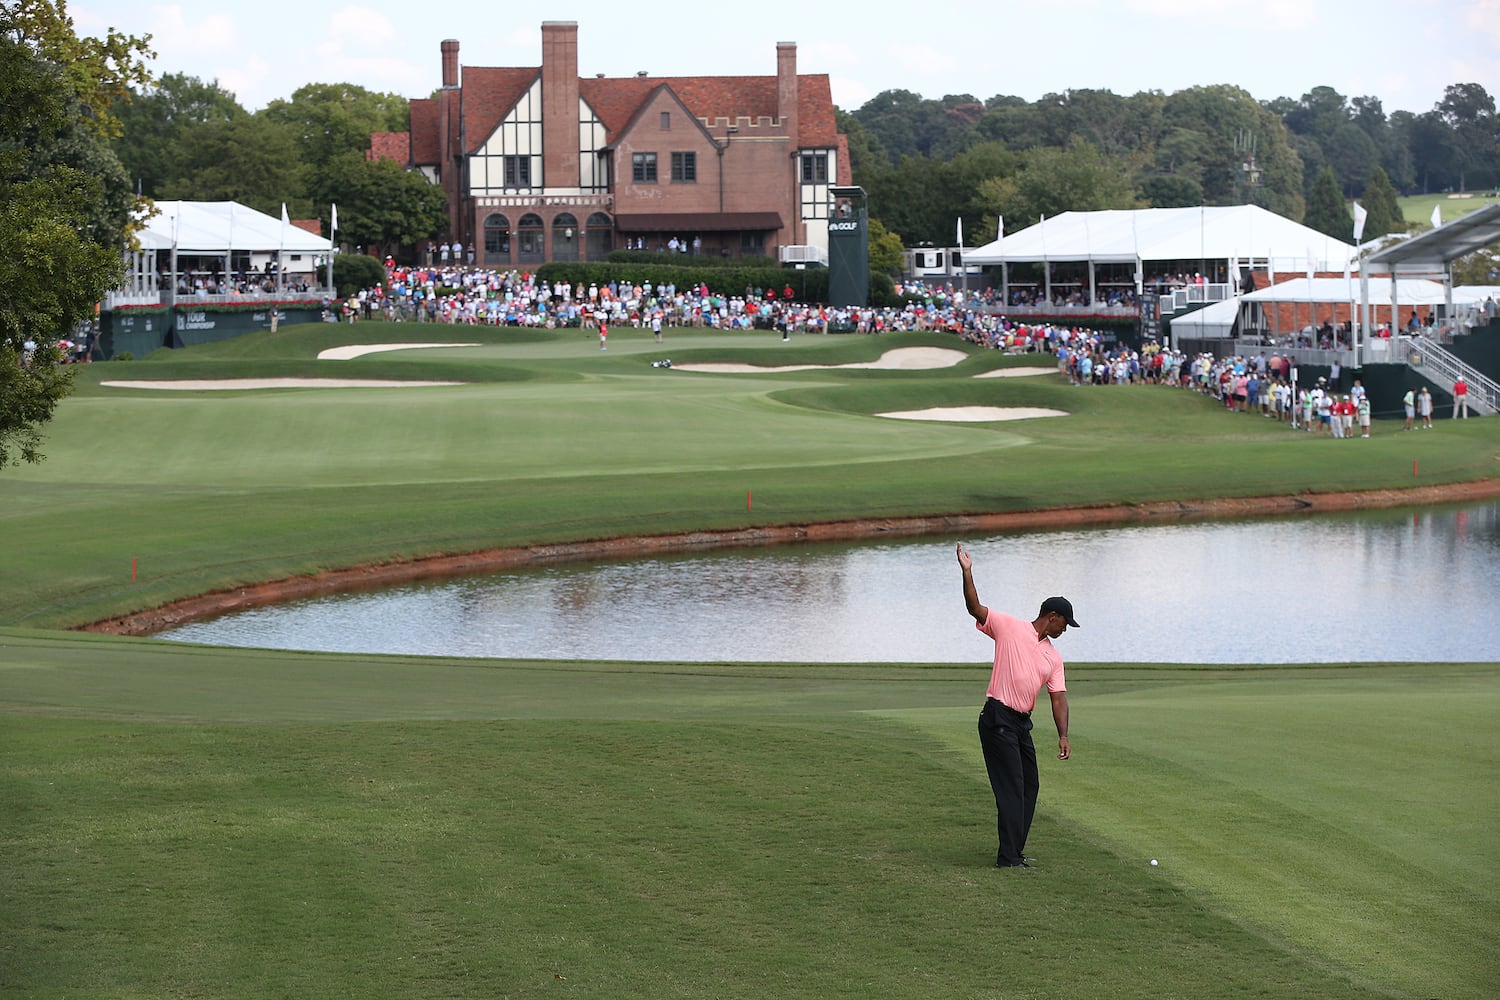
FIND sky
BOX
[74,0,1500,119]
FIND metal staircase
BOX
[1406,335,1497,416]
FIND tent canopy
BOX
[1168,278,1487,340]
[965,205,1356,269]
[1242,277,1485,305]
[136,201,331,253]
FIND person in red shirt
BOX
[957,543,1074,869]
[1453,378,1469,419]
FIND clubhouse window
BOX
[633,152,658,183]
[671,151,697,183]
[504,155,531,188]
[801,152,828,184]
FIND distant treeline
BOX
[842,83,1497,246]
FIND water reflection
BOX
[162,502,1500,663]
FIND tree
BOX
[0,4,144,467]
[5,0,152,138]
[1325,122,1379,196]
[1162,85,1304,217]
[863,154,946,246]
[161,115,308,217]
[1303,166,1351,241]
[113,72,245,195]
[1139,174,1202,208]
[1356,166,1404,242]
[1406,111,1457,193]
[977,138,1142,227]
[332,252,386,300]
[866,218,904,277]
[837,110,889,188]
[319,152,448,250]
[1436,83,1498,191]
[262,82,412,183]
[853,89,974,164]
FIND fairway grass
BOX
[3,633,1496,998]
[3,325,1498,997]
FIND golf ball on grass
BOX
[1150,859,1159,866]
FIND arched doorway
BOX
[552,213,579,262]
[585,212,613,262]
[517,213,544,266]
[483,214,511,266]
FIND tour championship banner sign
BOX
[100,300,325,359]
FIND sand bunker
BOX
[674,346,967,373]
[101,379,463,391]
[875,406,1068,423]
[317,343,481,360]
[975,366,1057,378]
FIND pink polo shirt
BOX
[978,611,1067,713]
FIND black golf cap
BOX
[1040,596,1080,628]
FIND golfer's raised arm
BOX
[956,543,987,623]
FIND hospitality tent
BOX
[119,200,334,299]
[1168,278,1486,342]
[966,205,1357,270]
[139,201,332,253]
[966,205,1358,308]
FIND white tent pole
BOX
[1040,214,1051,305]
[1358,265,1369,369]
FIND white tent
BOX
[139,201,331,253]
[1242,277,1476,305]
[966,205,1356,271]
[1167,298,1240,339]
[1168,278,1489,342]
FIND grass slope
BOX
[1398,191,1500,226]
[3,632,1495,998]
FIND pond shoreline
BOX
[83,478,1500,637]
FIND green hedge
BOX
[605,250,778,269]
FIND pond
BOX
[161,501,1500,664]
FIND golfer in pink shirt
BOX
[958,543,1074,869]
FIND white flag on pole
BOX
[1430,203,1442,229]
[1352,201,1367,242]
[995,215,1004,240]
[331,203,338,233]
[956,216,963,248]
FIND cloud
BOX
[322,5,400,50]
[829,75,873,112]
[1127,0,1312,29]
[142,4,237,53]
[1467,0,1500,43]
[215,53,270,107]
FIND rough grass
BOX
[2,633,1494,998]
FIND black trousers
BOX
[978,697,1039,866]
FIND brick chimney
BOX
[438,39,461,240]
[777,42,798,146]
[541,21,581,189]
[441,39,459,89]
